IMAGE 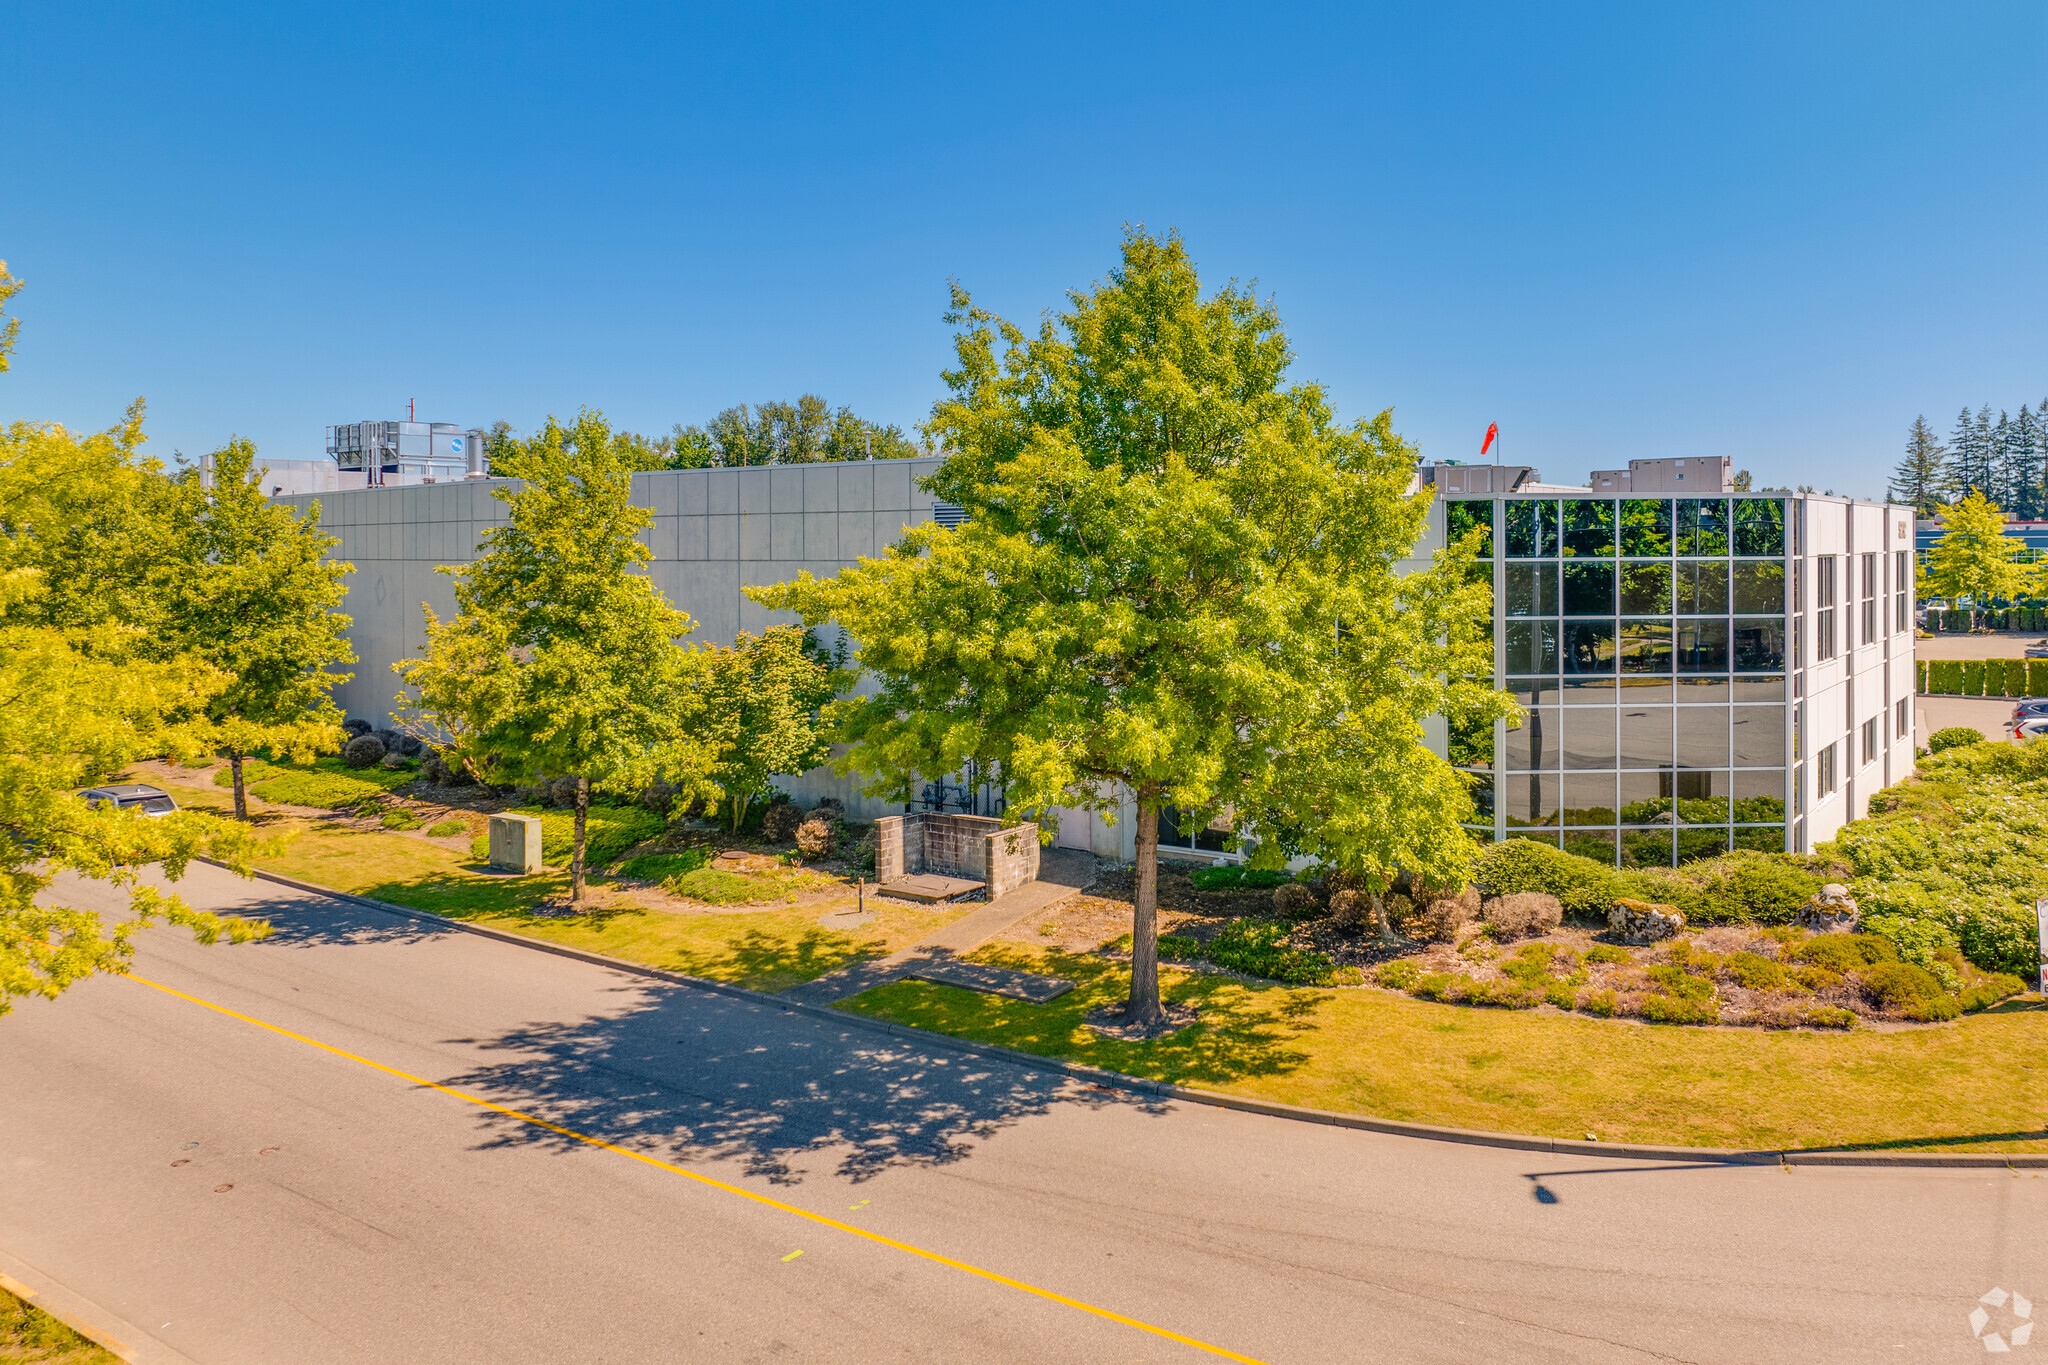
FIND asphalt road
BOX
[4,863,2043,1364]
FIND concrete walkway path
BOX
[783,846,1100,1005]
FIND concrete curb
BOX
[203,859,2048,1171]
[0,1247,205,1365]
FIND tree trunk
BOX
[1126,794,1164,1026]
[571,775,589,907]
[229,753,248,822]
[1371,889,1399,946]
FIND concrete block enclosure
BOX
[281,453,1916,869]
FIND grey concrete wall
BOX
[873,813,1041,897]
[278,456,947,821]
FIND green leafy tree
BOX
[754,230,1512,1023]
[1889,415,1948,516]
[168,438,356,819]
[697,627,849,832]
[2001,405,2042,521]
[396,409,709,905]
[0,264,269,1012]
[1922,490,2038,607]
[699,397,919,466]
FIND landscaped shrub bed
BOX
[1366,925,2020,1028]
[1466,839,1826,927]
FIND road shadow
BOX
[436,982,1156,1185]
[238,885,466,950]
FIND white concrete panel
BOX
[675,470,709,516]
[708,514,741,561]
[838,511,875,560]
[707,469,740,516]
[675,516,708,560]
[771,513,803,560]
[801,512,838,561]
[771,467,804,513]
[739,468,772,513]
[740,512,771,560]
[875,463,910,510]
[803,464,838,512]
[838,463,874,512]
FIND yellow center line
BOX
[123,972,1268,1364]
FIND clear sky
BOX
[4,2,2044,497]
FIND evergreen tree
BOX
[1992,410,2014,506]
[1948,405,1997,497]
[2003,405,2043,520]
[1890,415,1947,515]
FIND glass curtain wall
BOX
[1469,494,1791,867]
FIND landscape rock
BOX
[1481,891,1563,940]
[1609,897,1686,944]
[1796,883,1861,934]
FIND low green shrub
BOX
[1460,978,1544,1009]
[1646,964,1716,1002]
[380,809,423,831]
[1585,944,1631,965]
[1203,919,1334,985]
[1375,959,1422,990]
[1473,838,1619,917]
[615,848,712,882]
[513,805,665,868]
[1639,994,1720,1024]
[1578,989,1618,1017]
[1802,1005,1858,1029]
[1543,981,1579,1010]
[1720,951,1789,990]
[1857,961,1960,1021]
[427,819,468,838]
[1926,726,1984,753]
[1791,933,1897,973]
[1957,974,2027,1011]
[1187,865,1293,892]
[1157,933,1204,961]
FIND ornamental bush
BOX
[761,800,804,844]
[1791,933,1897,973]
[1473,838,1619,918]
[342,734,386,769]
[1926,726,1984,753]
[1203,919,1334,985]
[1857,961,1959,1021]
[794,815,838,858]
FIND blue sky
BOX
[4,2,2045,496]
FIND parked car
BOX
[2010,698,2048,725]
[78,783,180,817]
[2026,644,2048,659]
[2014,717,2048,742]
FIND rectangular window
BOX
[1446,500,1492,557]
[1561,500,1616,558]
[1862,716,1879,765]
[1816,742,1838,797]
[1504,562,1559,616]
[1506,501,1557,558]
[1732,499,1787,556]
[1815,556,1838,661]
[1894,549,1910,634]
[1619,500,1673,556]
[1860,552,1878,644]
[1895,697,1909,739]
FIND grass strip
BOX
[255,825,961,994]
[0,1287,119,1365]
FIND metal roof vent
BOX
[933,501,969,529]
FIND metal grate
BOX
[932,501,969,528]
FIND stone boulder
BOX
[1610,897,1685,944]
[1796,883,1861,934]
[1482,891,1563,940]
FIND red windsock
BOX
[1481,422,1498,456]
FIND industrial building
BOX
[279,452,1915,867]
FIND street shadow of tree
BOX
[674,927,886,994]
[240,885,462,950]
[839,945,1328,1091]
[437,981,1149,1184]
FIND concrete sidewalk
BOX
[783,846,1099,1005]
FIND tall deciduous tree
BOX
[168,438,356,819]
[753,230,1510,1025]
[0,263,269,1012]
[697,627,849,832]
[1890,415,1948,517]
[1922,490,2038,607]
[396,409,709,905]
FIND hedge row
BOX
[1921,658,2037,696]
[1927,607,2048,633]
[1919,658,2048,697]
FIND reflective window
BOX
[1619,561,1672,613]
[1675,618,1730,671]
[1675,707,1731,768]
[1618,618,1673,673]
[1561,772,1618,824]
[1732,826,1786,852]
[1507,678,1560,707]
[1678,827,1731,861]
[1562,707,1618,769]
[1562,619,1616,673]
[1733,769,1788,821]
[1676,560,1730,613]
[1562,676,1617,704]
[1505,620,1558,673]
[1619,499,1673,556]
[1563,830,1618,865]
[1465,772,1496,819]
[1677,676,1732,703]
[1504,708,1559,769]
[1503,773,1560,827]
[1449,714,1495,769]
[1732,617,1786,672]
[1562,500,1615,558]
[1731,706,1786,766]
[1505,500,1556,558]
[1732,674,1784,703]
[1618,707,1675,768]
[1446,500,1492,556]
[1562,561,1616,615]
[1730,561,1784,613]
[1504,562,1558,616]
[1732,499,1786,556]
[1677,499,1730,555]
[1623,827,1674,866]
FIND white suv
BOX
[79,783,180,817]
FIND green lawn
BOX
[838,944,2048,1154]
[0,1287,119,1364]
[255,825,962,994]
